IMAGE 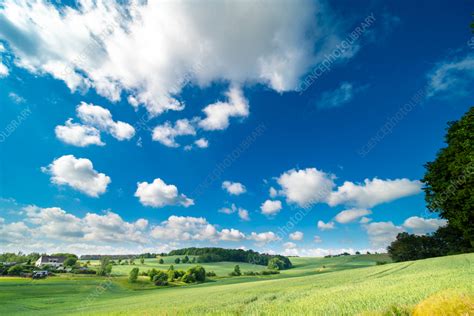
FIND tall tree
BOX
[422,107,474,246]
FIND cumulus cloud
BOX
[248,231,281,245]
[260,200,282,216]
[42,155,111,197]
[135,178,193,208]
[222,181,246,195]
[277,168,335,207]
[359,216,372,224]
[194,138,209,148]
[0,0,344,116]
[328,178,422,208]
[152,119,196,148]
[219,228,246,241]
[282,247,384,257]
[283,241,297,249]
[364,221,403,248]
[334,208,372,224]
[317,220,335,231]
[269,187,278,198]
[238,208,250,221]
[427,53,474,98]
[402,216,447,235]
[55,119,104,147]
[289,231,304,241]
[76,102,135,141]
[219,203,250,221]
[199,86,249,131]
[313,235,322,243]
[0,60,8,77]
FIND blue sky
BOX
[0,0,473,256]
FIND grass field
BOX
[1,253,472,315]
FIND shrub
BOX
[175,258,181,264]
[376,261,388,265]
[267,258,285,270]
[153,271,168,286]
[129,267,139,283]
[7,265,23,276]
[206,271,216,277]
[147,268,159,281]
[182,265,206,283]
[243,271,256,276]
[261,270,280,275]
[158,258,164,264]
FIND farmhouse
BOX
[35,256,66,267]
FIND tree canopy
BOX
[422,107,474,246]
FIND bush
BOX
[261,270,280,275]
[243,271,257,276]
[182,265,206,283]
[376,261,388,265]
[206,271,216,277]
[147,268,159,281]
[7,265,23,276]
[267,258,285,270]
[229,265,241,276]
[174,258,181,264]
[129,267,139,283]
[153,271,168,286]
[158,258,164,264]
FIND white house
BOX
[35,256,66,267]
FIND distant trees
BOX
[388,225,472,262]
[158,258,164,264]
[422,107,474,246]
[63,257,77,267]
[174,258,181,264]
[129,268,139,283]
[169,247,292,269]
[182,256,189,263]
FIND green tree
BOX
[233,265,241,276]
[64,257,77,267]
[7,265,23,276]
[129,267,139,283]
[267,258,285,270]
[422,107,474,246]
[140,257,145,265]
[159,258,164,264]
[174,258,181,264]
[153,271,168,286]
[182,255,189,263]
[97,257,112,276]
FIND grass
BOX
[1,253,472,315]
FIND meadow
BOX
[0,253,472,315]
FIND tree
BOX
[191,257,196,263]
[174,258,181,264]
[7,265,23,276]
[97,257,112,276]
[159,258,164,264]
[182,255,189,263]
[355,251,361,255]
[64,257,77,267]
[267,258,284,270]
[182,265,206,283]
[129,267,139,283]
[422,107,474,246]
[140,257,145,265]
[153,271,168,286]
[130,258,135,265]
[233,265,241,276]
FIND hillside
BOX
[0,253,472,315]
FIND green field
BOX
[1,253,473,315]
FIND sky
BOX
[0,0,473,256]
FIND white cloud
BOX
[289,231,304,241]
[269,187,278,198]
[238,208,250,221]
[313,235,322,243]
[8,92,25,104]
[359,216,372,224]
[135,178,193,208]
[283,241,297,249]
[260,200,282,216]
[222,181,246,195]
[199,86,249,131]
[0,0,343,116]
[317,220,335,231]
[248,231,281,245]
[402,216,447,235]
[55,119,104,147]
[219,228,246,241]
[282,247,384,257]
[0,59,8,77]
[277,168,335,207]
[427,53,474,98]
[328,178,422,208]
[364,221,403,248]
[334,208,372,224]
[76,102,135,141]
[194,138,209,148]
[151,216,218,241]
[317,82,355,109]
[152,119,196,148]
[42,155,111,197]
[0,219,31,243]
[219,204,237,215]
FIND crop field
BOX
[1,253,472,315]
